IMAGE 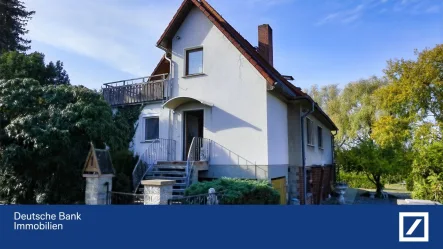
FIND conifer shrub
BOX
[185,178,280,204]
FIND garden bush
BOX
[185,178,280,204]
[339,172,375,189]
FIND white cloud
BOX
[317,4,366,25]
[245,0,294,7]
[24,0,180,77]
[425,5,441,13]
[317,0,441,25]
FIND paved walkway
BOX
[346,188,411,205]
[321,187,413,205]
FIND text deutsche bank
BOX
[13,212,81,231]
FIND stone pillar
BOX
[84,175,113,205]
[142,180,175,205]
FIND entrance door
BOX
[271,177,287,205]
[183,110,204,161]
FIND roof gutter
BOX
[331,130,338,183]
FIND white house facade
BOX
[102,0,338,205]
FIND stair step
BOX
[173,183,187,187]
[153,165,187,170]
[145,176,187,180]
[156,161,187,165]
[149,171,186,176]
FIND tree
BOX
[308,77,412,193]
[0,0,35,53]
[306,77,386,148]
[0,78,129,204]
[337,139,410,196]
[376,44,443,127]
[0,51,70,85]
[374,44,443,201]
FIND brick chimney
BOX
[258,24,273,66]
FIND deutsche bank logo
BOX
[399,212,429,242]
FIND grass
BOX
[359,183,411,199]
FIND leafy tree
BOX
[374,44,443,200]
[0,0,35,53]
[308,77,412,192]
[376,44,443,127]
[0,78,130,204]
[307,77,386,148]
[0,51,70,85]
[337,139,411,196]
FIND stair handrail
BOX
[132,138,177,192]
[186,137,211,188]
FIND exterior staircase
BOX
[132,137,211,198]
[144,161,188,197]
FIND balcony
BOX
[102,74,169,107]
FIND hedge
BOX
[185,178,280,204]
[339,172,375,189]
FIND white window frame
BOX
[141,115,160,142]
[184,46,204,77]
[317,126,323,149]
[306,118,314,146]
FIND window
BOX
[306,118,314,146]
[317,126,323,149]
[186,47,203,75]
[144,117,159,141]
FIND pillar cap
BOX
[141,180,176,186]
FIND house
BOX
[102,0,338,205]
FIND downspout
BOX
[300,98,315,205]
[164,54,174,151]
[331,130,338,183]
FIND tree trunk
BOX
[374,174,383,197]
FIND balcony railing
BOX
[102,73,169,106]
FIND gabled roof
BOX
[156,0,337,131]
[95,149,115,175]
[157,0,303,93]
[151,56,170,76]
[83,143,115,176]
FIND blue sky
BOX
[24,0,442,91]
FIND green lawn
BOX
[359,183,411,199]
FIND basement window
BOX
[306,118,314,146]
[144,117,159,141]
[185,47,203,76]
[318,126,323,149]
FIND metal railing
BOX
[186,137,211,188]
[168,191,223,205]
[102,74,169,106]
[132,138,177,192]
[107,191,144,205]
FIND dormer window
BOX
[185,47,203,76]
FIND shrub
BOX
[111,150,139,192]
[339,172,375,189]
[185,178,280,204]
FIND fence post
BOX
[84,175,113,205]
[141,180,175,205]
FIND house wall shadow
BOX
[199,140,268,180]
[208,107,262,132]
